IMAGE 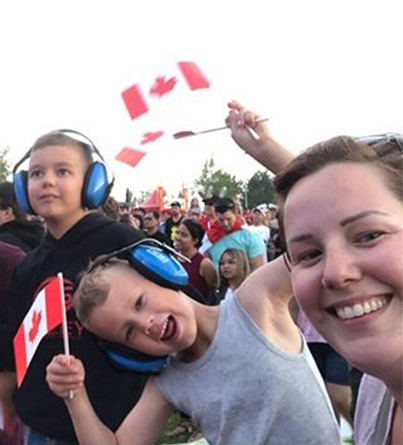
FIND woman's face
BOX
[219,253,239,281]
[174,224,197,252]
[284,162,403,377]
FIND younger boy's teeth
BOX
[335,297,387,320]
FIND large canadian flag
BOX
[121,61,210,120]
[13,277,64,387]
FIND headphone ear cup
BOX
[82,162,111,209]
[13,170,35,215]
[128,245,189,290]
[98,339,168,374]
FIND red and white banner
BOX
[13,277,64,387]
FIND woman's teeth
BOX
[335,297,387,320]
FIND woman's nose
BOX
[321,244,362,290]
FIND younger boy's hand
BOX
[46,354,85,400]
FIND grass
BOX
[156,412,200,445]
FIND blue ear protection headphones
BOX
[12,129,114,214]
[90,238,205,374]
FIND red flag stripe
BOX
[45,277,64,331]
[177,62,210,90]
[13,328,27,387]
[121,84,149,120]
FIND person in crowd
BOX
[200,197,266,271]
[0,241,26,445]
[266,205,285,260]
[174,218,218,302]
[164,201,183,246]
[118,202,131,216]
[214,248,250,303]
[0,130,147,445]
[200,195,218,232]
[187,197,201,217]
[132,213,144,231]
[247,207,271,247]
[188,206,202,224]
[143,211,169,244]
[0,181,44,252]
[133,207,146,219]
[158,209,171,235]
[120,213,143,231]
[46,248,340,445]
[227,100,403,445]
[101,196,121,221]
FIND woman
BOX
[215,248,250,302]
[274,135,402,445]
[174,218,218,303]
[227,102,402,444]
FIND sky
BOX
[0,0,401,202]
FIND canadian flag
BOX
[13,277,64,387]
[121,61,210,120]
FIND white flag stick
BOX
[57,272,73,399]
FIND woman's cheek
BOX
[292,269,317,312]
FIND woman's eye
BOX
[355,230,384,243]
[293,249,322,265]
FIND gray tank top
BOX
[156,294,341,445]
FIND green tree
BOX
[0,147,11,182]
[194,157,243,199]
[244,170,275,209]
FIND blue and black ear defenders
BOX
[12,129,114,214]
[92,238,206,374]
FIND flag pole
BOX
[57,272,73,399]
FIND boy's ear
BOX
[81,162,112,209]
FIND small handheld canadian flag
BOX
[13,274,67,387]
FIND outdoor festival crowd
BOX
[0,101,401,445]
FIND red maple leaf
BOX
[28,310,42,343]
[140,131,164,145]
[149,76,177,97]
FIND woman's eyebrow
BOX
[340,210,389,227]
[288,233,313,245]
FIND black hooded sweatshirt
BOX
[0,219,44,252]
[0,212,148,442]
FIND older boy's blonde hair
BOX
[74,256,128,325]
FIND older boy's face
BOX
[28,145,87,225]
[86,265,198,357]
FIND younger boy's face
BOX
[86,265,198,357]
[28,144,87,225]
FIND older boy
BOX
[47,247,341,445]
[0,130,147,444]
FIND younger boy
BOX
[0,130,147,444]
[47,248,341,445]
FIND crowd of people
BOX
[0,101,400,445]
